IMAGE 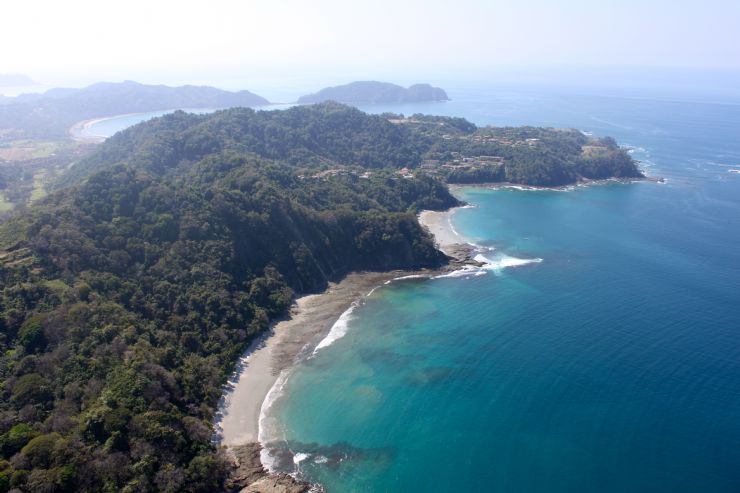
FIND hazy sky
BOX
[3,0,739,84]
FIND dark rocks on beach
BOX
[443,243,483,268]
[225,443,313,493]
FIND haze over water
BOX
[250,81,740,492]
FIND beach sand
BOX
[68,118,108,142]
[418,209,464,253]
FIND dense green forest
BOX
[400,116,643,186]
[0,103,640,492]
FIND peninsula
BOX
[297,81,449,104]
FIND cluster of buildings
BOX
[419,154,505,176]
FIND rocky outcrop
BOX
[225,443,313,493]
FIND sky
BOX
[2,0,739,86]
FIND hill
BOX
[0,81,270,141]
[297,81,449,104]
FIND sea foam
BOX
[385,274,431,284]
[475,253,543,271]
[258,368,292,472]
[293,452,312,465]
[432,265,487,279]
[312,303,358,355]
[432,248,542,279]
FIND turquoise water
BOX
[260,87,740,491]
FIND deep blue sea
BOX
[93,81,740,492]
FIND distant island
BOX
[0,80,270,141]
[0,73,35,87]
[297,81,449,104]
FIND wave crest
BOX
[312,303,358,355]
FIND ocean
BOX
[89,79,740,492]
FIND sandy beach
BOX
[216,271,425,446]
[68,117,110,142]
[216,207,478,446]
[418,209,465,254]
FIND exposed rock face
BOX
[444,243,484,267]
[239,476,312,493]
[225,443,313,493]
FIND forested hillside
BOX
[395,115,644,187]
[61,103,424,186]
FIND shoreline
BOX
[216,207,474,490]
[216,269,456,491]
[418,209,463,254]
[447,175,662,193]
[68,117,111,142]
[216,271,426,447]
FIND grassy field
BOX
[0,192,13,213]
[0,140,72,161]
[29,170,48,202]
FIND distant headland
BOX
[0,80,270,141]
[297,81,449,104]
